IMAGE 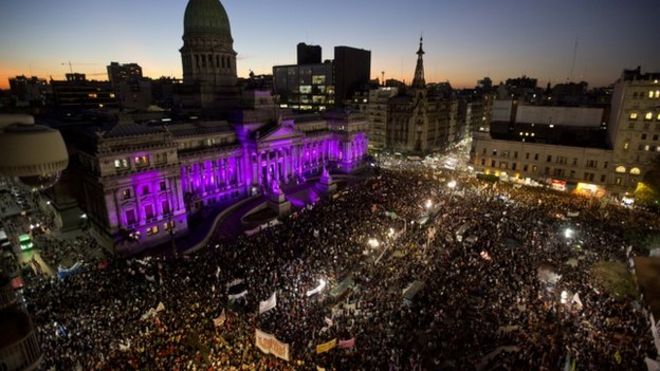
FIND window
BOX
[570,170,575,178]
[544,167,550,175]
[586,160,597,169]
[164,221,175,231]
[114,158,129,169]
[655,90,660,98]
[600,175,606,183]
[629,112,638,120]
[572,158,578,166]
[645,112,653,121]
[499,162,508,169]
[512,163,517,170]
[481,159,485,166]
[312,75,326,84]
[657,113,660,121]
[491,160,496,167]
[125,209,137,225]
[299,85,312,94]
[135,155,149,166]
[615,166,626,173]
[144,205,154,220]
[623,142,630,150]
[534,154,539,161]
[650,91,655,98]
[482,148,486,155]
[142,185,150,195]
[88,93,97,98]
[654,135,658,141]
[492,149,497,156]
[162,200,170,215]
[628,122,634,129]
[514,151,518,159]
[603,161,608,169]
[523,164,528,172]
[630,167,641,175]
[642,133,647,140]
[525,153,530,160]
[160,181,167,191]
[546,155,552,162]
[615,177,622,185]
[122,189,132,200]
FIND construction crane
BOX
[61,61,97,74]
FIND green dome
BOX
[183,0,232,38]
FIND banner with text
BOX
[316,338,337,354]
[255,329,290,361]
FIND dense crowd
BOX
[22,164,660,370]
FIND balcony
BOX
[0,309,42,371]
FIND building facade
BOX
[334,46,371,106]
[78,114,368,253]
[51,73,119,114]
[471,67,660,197]
[75,0,369,253]
[385,38,456,153]
[608,67,660,193]
[273,62,335,112]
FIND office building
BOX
[107,62,143,88]
[273,61,334,112]
[297,43,322,65]
[334,46,371,106]
[50,73,119,114]
[8,75,49,108]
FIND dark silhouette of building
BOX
[8,75,49,108]
[297,43,322,65]
[50,73,119,114]
[273,61,334,112]
[334,46,371,106]
[106,62,143,88]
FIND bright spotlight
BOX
[447,180,457,189]
[368,238,380,248]
[564,228,574,239]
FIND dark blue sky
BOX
[1,0,658,88]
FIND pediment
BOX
[257,124,302,143]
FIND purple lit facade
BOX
[78,113,368,253]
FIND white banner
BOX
[259,292,277,315]
[306,279,327,297]
[228,290,248,301]
[255,329,290,361]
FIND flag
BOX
[213,309,226,327]
[338,338,356,349]
[316,339,337,354]
[259,292,277,315]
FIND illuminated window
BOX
[299,85,312,94]
[650,91,655,98]
[109,93,116,98]
[312,75,326,84]
[615,166,626,173]
[88,93,97,98]
[644,145,651,151]
[645,112,653,120]
[623,141,629,150]
[629,112,638,120]
[657,113,660,120]
[122,189,132,199]
[114,158,129,169]
[135,155,149,166]
[630,167,641,175]
[655,90,660,98]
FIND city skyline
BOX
[1,0,659,90]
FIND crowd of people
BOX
[21,161,660,370]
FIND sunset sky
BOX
[1,0,658,90]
